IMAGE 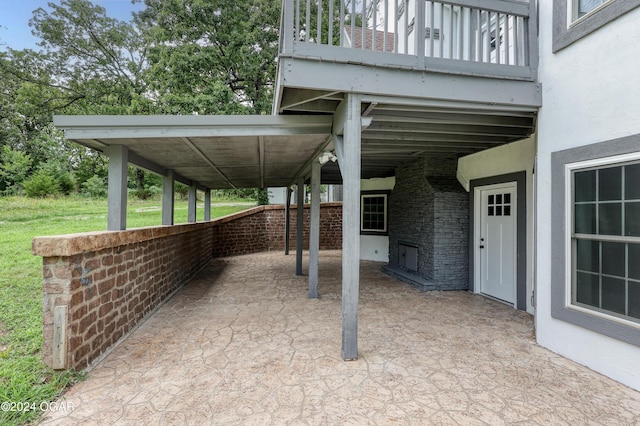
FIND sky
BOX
[0,0,144,51]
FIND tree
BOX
[135,0,281,115]
[0,0,148,196]
[23,169,61,197]
[2,0,151,118]
[0,53,26,151]
[0,146,32,195]
[1,0,284,202]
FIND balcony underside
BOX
[276,56,540,184]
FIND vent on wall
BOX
[399,243,418,272]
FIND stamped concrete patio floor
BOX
[41,251,640,425]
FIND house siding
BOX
[536,1,640,391]
[388,157,468,290]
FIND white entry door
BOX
[477,183,517,304]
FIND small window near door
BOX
[487,192,512,216]
[361,193,388,234]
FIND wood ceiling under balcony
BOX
[277,88,537,184]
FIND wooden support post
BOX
[204,189,211,221]
[162,170,175,226]
[105,145,128,231]
[309,159,321,299]
[296,176,305,276]
[335,94,361,361]
[188,185,197,223]
[285,187,292,255]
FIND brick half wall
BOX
[33,203,342,370]
[212,203,343,257]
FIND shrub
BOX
[0,146,32,195]
[81,175,108,198]
[55,171,76,195]
[23,170,61,197]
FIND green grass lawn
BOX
[0,196,253,425]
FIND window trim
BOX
[360,191,389,236]
[569,0,612,24]
[550,133,640,347]
[563,153,640,328]
[552,0,640,52]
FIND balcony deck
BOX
[275,0,541,181]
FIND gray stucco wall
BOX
[388,157,468,290]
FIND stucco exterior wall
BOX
[536,3,640,391]
[457,137,536,313]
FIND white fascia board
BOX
[53,115,333,139]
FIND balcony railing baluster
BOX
[281,0,535,80]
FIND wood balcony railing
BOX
[279,0,538,81]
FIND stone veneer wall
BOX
[33,203,342,371]
[388,158,469,290]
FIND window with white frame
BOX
[361,193,388,234]
[569,158,640,323]
[571,0,610,21]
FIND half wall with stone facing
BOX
[33,203,342,371]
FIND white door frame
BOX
[473,181,518,306]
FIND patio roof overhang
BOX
[53,114,335,190]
